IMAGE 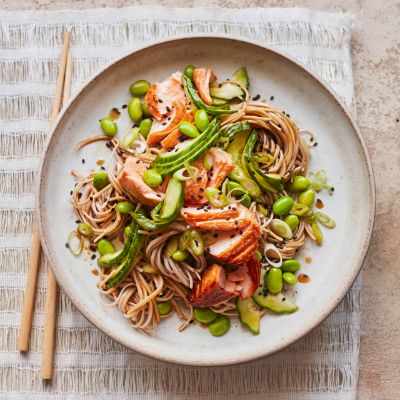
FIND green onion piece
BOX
[239,178,261,198]
[143,264,158,274]
[67,231,83,256]
[311,221,323,245]
[121,127,139,148]
[315,212,336,229]
[204,152,214,171]
[173,167,192,181]
[309,169,333,192]
[269,219,293,239]
[190,230,204,256]
[77,222,93,237]
[205,187,228,208]
[289,203,313,217]
[179,230,191,251]
[253,152,274,164]
[255,250,262,261]
[183,160,198,180]
[256,204,269,217]
[166,236,178,256]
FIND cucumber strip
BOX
[237,297,261,334]
[210,82,244,100]
[226,129,251,162]
[212,97,228,106]
[219,121,251,141]
[97,220,136,268]
[182,75,235,116]
[160,177,183,219]
[231,67,249,89]
[105,223,142,288]
[133,211,177,230]
[252,291,298,314]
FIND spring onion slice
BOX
[179,230,191,251]
[183,160,198,180]
[309,169,333,192]
[205,187,228,208]
[269,219,293,240]
[253,152,274,165]
[311,221,323,245]
[226,188,247,203]
[256,204,269,217]
[121,127,139,148]
[204,153,214,170]
[190,230,204,256]
[173,167,192,181]
[67,231,83,256]
[77,222,93,237]
[316,212,336,229]
[290,203,313,217]
[263,243,283,268]
[166,236,178,256]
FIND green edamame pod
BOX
[128,97,143,122]
[190,230,204,256]
[281,259,301,273]
[142,100,151,117]
[143,169,163,188]
[208,315,230,336]
[97,239,116,256]
[272,196,294,216]
[283,272,297,285]
[299,189,315,208]
[93,172,109,191]
[100,117,118,137]
[193,308,217,324]
[286,176,310,193]
[264,267,283,294]
[171,249,189,261]
[284,215,299,232]
[129,79,151,96]
[139,118,153,138]
[184,65,195,80]
[194,109,210,132]
[178,121,199,138]
[115,201,134,214]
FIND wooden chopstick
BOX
[41,44,72,380]
[17,31,71,353]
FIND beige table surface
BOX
[1,0,399,399]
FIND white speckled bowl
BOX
[37,36,375,366]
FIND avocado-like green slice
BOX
[226,129,251,163]
[160,177,183,220]
[237,297,260,334]
[210,82,244,100]
[212,97,228,106]
[252,291,298,314]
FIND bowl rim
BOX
[36,34,375,366]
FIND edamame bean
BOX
[129,79,151,96]
[143,169,163,188]
[77,222,93,237]
[171,249,189,261]
[283,272,297,285]
[194,307,217,324]
[194,109,209,132]
[93,172,109,191]
[241,194,252,208]
[178,121,199,138]
[286,176,310,193]
[284,214,299,232]
[100,117,118,137]
[298,189,315,208]
[184,65,195,80]
[115,201,134,214]
[157,302,173,315]
[142,100,151,117]
[128,97,143,122]
[97,239,116,256]
[208,315,230,337]
[264,267,283,294]
[272,196,294,216]
[190,230,204,256]
[139,118,153,138]
[281,259,301,273]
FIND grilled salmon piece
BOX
[181,204,240,222]
[183,158,208,205]
[193,68,217,106]
[206,148,235,189]
[188,264,238,307]
[184,204,252,231]
[144,71,187,121]
[118,156,164,207]
[208,218,261,265]
[227,255,261,299]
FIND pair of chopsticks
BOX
[17,31,72,380]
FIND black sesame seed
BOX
[196,177,202,181]
[218,191,222,195]
[230,234,235,238]
[82,159,85,164]
[213,233,218,238]
[156,194,162,198]
[89,196,93,201]
[191,195,195,199]
[198,195,203,199]
[179,137,185,142]
[282,297,286,302]
[91,254,96,260]
[122,104,127,109]
[240,231,243,235]
[252,94,261,101]
[234,220,238,225]
[166,106,171,112]
[162,122,167,126]
[210,173,214,177]
[65,243,70,248]
[199,188,205,192]
[270,96,274,101]
[313,142,318,147]
[158,99,163,103]
[150,150,156,155]
[136,160,140,164]
[70,190,73,195]
[75,220,80,224]
[100,166,105,171]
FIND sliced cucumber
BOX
[226,129,251,163]
[237,297,260,334]
[252,291,298,314]
[212,97,228,106]
[160,177,183,219]
[210,82,244,100]
[231,67,249,89]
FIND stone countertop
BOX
[1,1,399,399]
